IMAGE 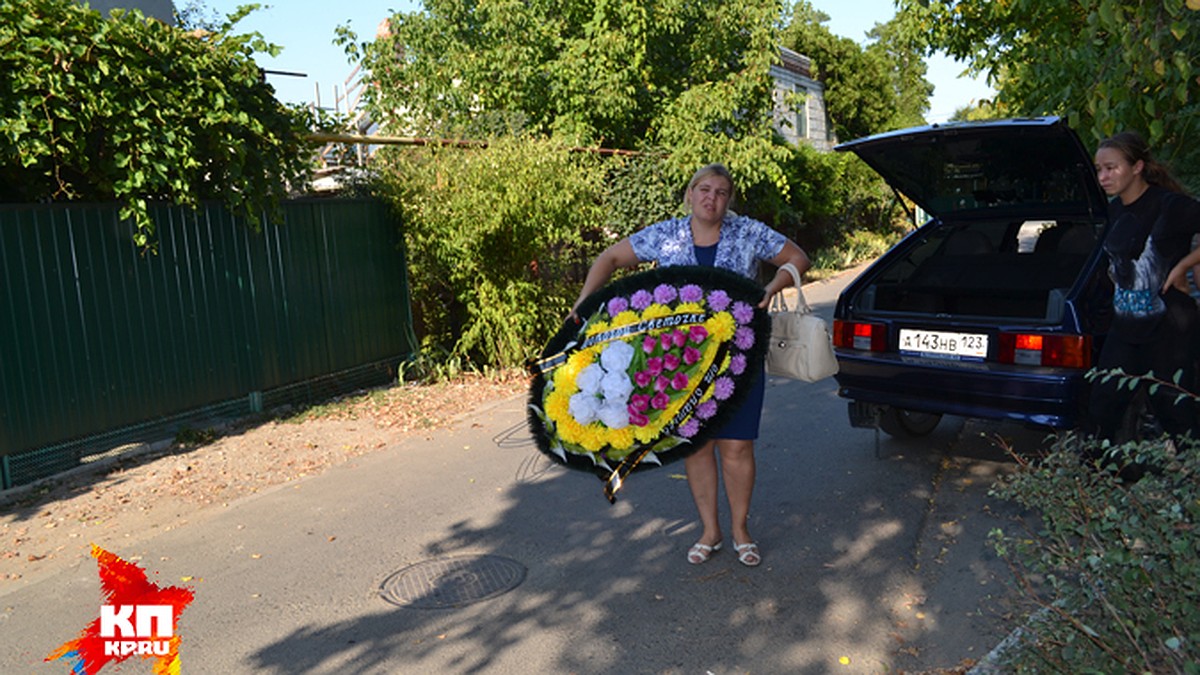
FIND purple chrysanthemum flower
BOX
[671,372,689,390]
[734,326,755,351]
[680,284,704,303]
[678,418,700,438]
[713,376,735,401]
[631,289,653,310]
[732,301,755,325]
[653,284,678,305]
[606,296,629,317]
[642,334,658,354]
[683,346,702,365]
[706,289,731,312]
[729,353,747,375]
[696,400,718,420]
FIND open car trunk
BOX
[857,217,1105,322]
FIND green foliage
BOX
[781,1,931,139]
[0,0,315,246]
[898,0,1200,192]
[374,136,608,369]
[347,0,792,189]
[989,375,1200,672]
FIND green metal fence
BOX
[0,198,418,489]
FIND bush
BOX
[375,136,608,370]
[0,0,313,246]
[989,380,1200,672]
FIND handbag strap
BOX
[774,262,811,314]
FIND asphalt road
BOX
[1,270,1054,674]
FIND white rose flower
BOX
[600,369,634,403]
[576,363,605,394]
[597,400,630,429]
[568,391,600,425]
[599,340,635,373]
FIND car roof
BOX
[835,116,1109,220]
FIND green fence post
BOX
[2,455,10,491]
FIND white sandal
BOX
[733,542,761,567]
[687,541,722,564]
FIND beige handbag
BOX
[766,263,839,382]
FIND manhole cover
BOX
[379,554,526,609]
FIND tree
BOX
[864,17,932,130]
[0,0,314,245]
[346,0,792,191]
[897,0,1200,190]
[781,1,930,139]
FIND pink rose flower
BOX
[662,353,681,371]
[629,411,649,427]
[646,357,664,376]
[654,375,670,393]
[683,346,702,365]
[634,370,653,388]
[643,335,659,354]
[671,372,689,390]
[689,325,708,344]
[651,392,670,410]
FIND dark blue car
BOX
[832,117,1113,437]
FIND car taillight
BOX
[833,320,887,352]
[997,332,1091,368]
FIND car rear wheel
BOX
[878,407,942,438]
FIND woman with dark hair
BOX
[570,163,810,566]
[1089,131,1200,441]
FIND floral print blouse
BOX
[628,213,786,280]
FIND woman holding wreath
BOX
[571,163,810,566]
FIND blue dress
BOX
[694,243,765,440]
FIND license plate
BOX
[898,328,988,361]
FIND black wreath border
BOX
[527,265,771,482]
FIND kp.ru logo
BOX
[46,545,194,674]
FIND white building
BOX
[770,46,834,151]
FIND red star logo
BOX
[46,545,195,674]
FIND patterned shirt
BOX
[629,214,787,280]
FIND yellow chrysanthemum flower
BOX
[545,389,571,422]
[706,313,736,341]
[676,302,705,314]
[578,425,607,452]
[584,320,610,337]
[608,426,636,453]
[611,310,639,328]
[642,304,671,320]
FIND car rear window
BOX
[856,219,1104,321]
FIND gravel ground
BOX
[0,372,529,588]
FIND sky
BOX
[203,0,993,125]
